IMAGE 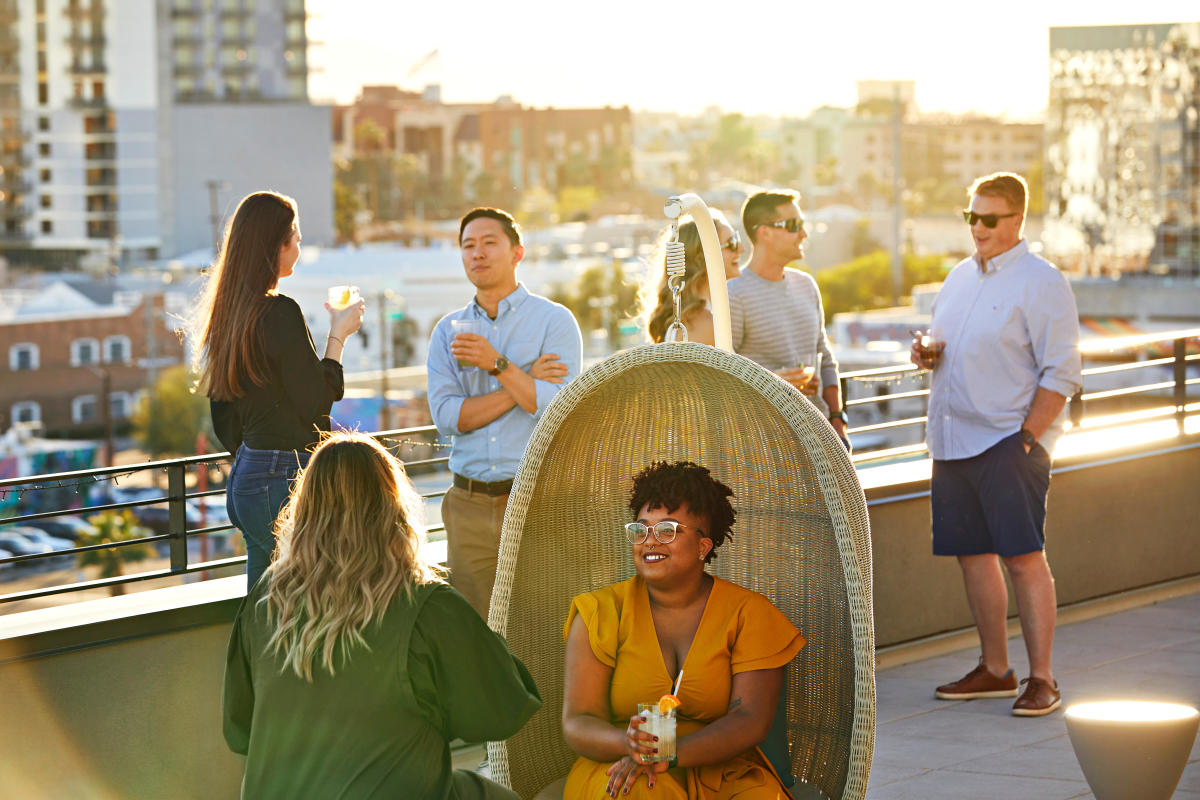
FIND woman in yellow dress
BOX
[562,461,806,799]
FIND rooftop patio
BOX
[868,587,1200,799]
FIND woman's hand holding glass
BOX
[324,287,365,341]
[603,712,667,797]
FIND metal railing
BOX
[2,329,1197,605]
[840,327,1200,465]
[0,426,446,606]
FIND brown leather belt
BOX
[453,473,514,496]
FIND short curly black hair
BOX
[628,461,735,564]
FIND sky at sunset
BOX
[305,2,1199,118]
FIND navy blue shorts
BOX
[931,432,1051,558]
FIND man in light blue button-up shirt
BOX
[427,207,583,618]
[911,173,1081,718]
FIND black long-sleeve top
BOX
[210,294,344,454]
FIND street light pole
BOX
[87,366,113,467]
[379,289,391,431]
[891,81,904,307]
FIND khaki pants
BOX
[441,484,509,619]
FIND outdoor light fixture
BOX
[662,193,733,352]
[1065,700,1199,800]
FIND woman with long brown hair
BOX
[223,433,540,799]
[195,190,363,588]
[646,213,743,346]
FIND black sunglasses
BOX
[762,217,805,234]
[721,231,741,252]
[962,210,1018,228]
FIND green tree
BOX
[808,250,950,320]
[133,365,212,458]
[850,220,883,258]
[552,261,641,349]
[333,167,360,244]
[76,510,154,596]
[1026,159,1045,215]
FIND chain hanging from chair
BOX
[663,222,689,343]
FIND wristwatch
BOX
[1020,428,1037,448]
[829,410,848,424]
[488,355,509,376]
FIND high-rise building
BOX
[2,0,332,267]
[1046,22,1200,277]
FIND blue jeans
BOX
[227,445,310,590]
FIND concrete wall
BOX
[0,436,1196,798]
[167,103,333,257]
[868,438,1200,646]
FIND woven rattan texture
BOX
[486,343,874,800]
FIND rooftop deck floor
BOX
[869,591,1200,799]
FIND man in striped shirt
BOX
[728,189,849,448]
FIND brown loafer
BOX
[935,661,1018,700]
[1012,677,1061,716]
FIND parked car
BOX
[0,547,13,569]
[22,515,96,543]
[8,526,75,551]
[0,532,55,558]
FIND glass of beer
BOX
[637,703,677,764]
[916,332,946,368]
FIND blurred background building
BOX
[1045,22,1200,278]
[1,0,332,268]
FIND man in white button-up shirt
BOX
[911,172,1081,717]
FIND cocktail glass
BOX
[637,703,677,764]
[327,285,361,310]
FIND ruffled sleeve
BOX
[562,585,621,668]
[730,590,806,674]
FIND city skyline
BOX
[306,2,1198,118]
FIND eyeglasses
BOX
[624,520,704,545]
[962,210,1019,228]
[721,232,741,252]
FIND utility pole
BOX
[379,289,390,431]
[207,180,224,256]
[88,366,113,467]
[143,294,160,460]
[891,82,904,307]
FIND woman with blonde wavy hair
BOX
[223,432,541,800]
[646,212,743,346]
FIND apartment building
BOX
[0,281,183,435]
[333,85,634,208]
[1046,22,1200,277]
[3,0,332,266]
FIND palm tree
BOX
[76,510,154,596]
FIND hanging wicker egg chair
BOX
[484,341,875,800]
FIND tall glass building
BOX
[1046,23,1200,278]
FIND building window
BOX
[11,401,41,424]
[9,343,39,371]
[40,194,51,209]
[41,220,52,234]
[103,335,131,364]
[39,168,51,182]
[72,395,98,424]
[109,392,131,419]
[71,338,100,366]
[38,83,48,105]
[38,142,50,157]
[37,116,49,131]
